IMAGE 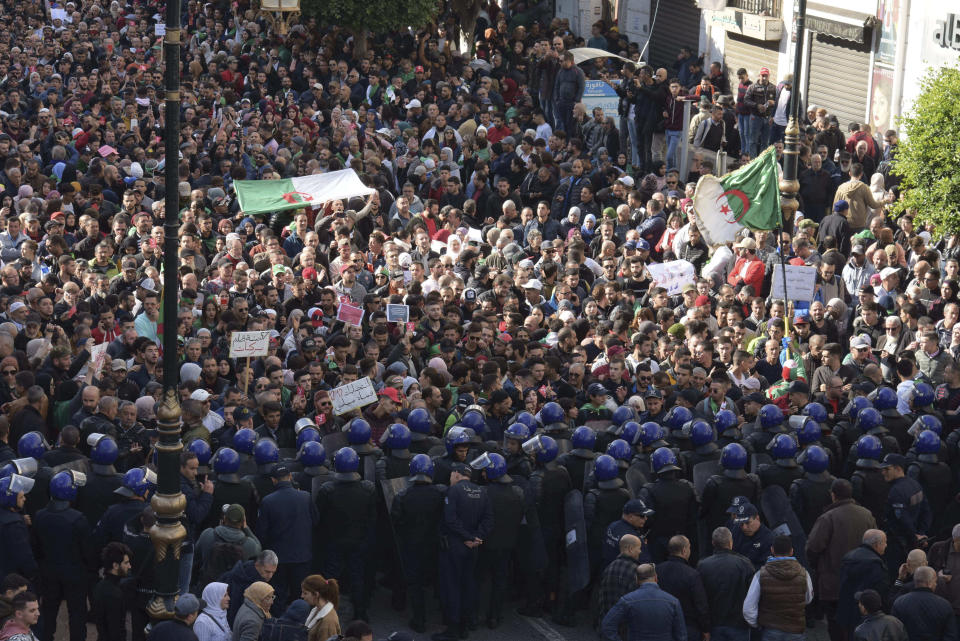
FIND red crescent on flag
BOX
[717,189,750,223]
[281,191,314,204]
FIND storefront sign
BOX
[710,8,783,41]
[805,13,871,42]
[933,13,960,50]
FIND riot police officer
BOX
[795,417,839,477]
[205,447,258,531]
[680,419,721,480]
[434,460,493,641]
[586,439,631,491]
[293,442,330,500]
[472,452,525,629]
[15,432,53,516]
[790,445,835,534]
[245,437,280,501]
[392,454,447,633]
[842,407,900,477]
[906,430,952,537]
[714,409,745,450]
[433,427,476,486]
[881,453,932,579]
[378,423,414,479]
[94,466,156,546]
[406,408,442,455]
[597,406,635,453]
[851,435,891,527]
[316,447,377,621]
[585,454,631,576]
[627,422,670,489]
[348,418,383,483]
[758,434,804,492]
[700,443,761,536]
[539,402,572,448]
[35,470,91,641]
[232,427,259,476]
[801,402,843,468]
[558,425,595,492]
[871,386,913,453]
[730,502,774,571]
[639,447,697,563]
[527,435,573,619]
[745,404,788,453]
[0,473,37,581]
[834,397,875,455]
[75,433,122,526]
[503,422,534,482]
[663,406,694,452]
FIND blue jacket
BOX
[600,582,687,641]
[256,482,318,564]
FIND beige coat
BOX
[834,179,883,230]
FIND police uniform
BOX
[730,506,774,571]
[757,460,804,493]
[436,466,493,639]
[479,475,525,627]
[907,456,952,536]
[75,463,122,528]
[529,458,573,615]
[34,498,91,641]
[603,518,652,567]
[852,465,890,527]
[700,471,761,535]
[584,480,631,576]
[883,455,932,575]
[204,474,259,532]
[392,479,447,631]
[94,496,149,545]
[639,470,698,563]
[0,504,37,581]
[790,470,835,534]
[409,432,442,455]
[316,471,377,620]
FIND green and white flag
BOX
[234,169,375,215]
[691,146,782,246]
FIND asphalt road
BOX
[54,584,831,641]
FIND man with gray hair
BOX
[891,565,958,640]
[596,534,643,624]
[836,529,891,635]
[697,526,755,640]
[221,549,279,624]
[926,523,960,619]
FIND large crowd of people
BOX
[0,0,948,641]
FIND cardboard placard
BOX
[229,330,271,358]
[329,376,378,415]
[336,302,365,326]
[771,264,818,302]
[646,260,696,296]
[386,304,410,323]
[89,342,110,379]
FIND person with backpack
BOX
[194,583,231,641]
[194,504,262,590]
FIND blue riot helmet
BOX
[802,402,829,425]
[855,435,883,468]
[381,424,412,451]
[651,447,680,473]
[855,407,883,433]
[768,433,798,465]
[913,382,935,408]
[759,404,785,430]
[571,426,597,451]
[798,445,829,474]
[638,422,664,447]
[514,411,537,431]
[796,418,822,446]
[535,435,559,464]
[663,406,693,431]
[212,448,240,475]
[333,447,360,479]
[233,428,257,455]
[50,470,86,502]
[460,409,486,433]
[606,439,632,463]
[407,408,432,434]
[714,410,738,434]
[17,432,48,460]
[186,438,212,467]
[347,418,372,445]
[870,387,898,411]
[720,443,748,470]
[0,457,37,479]
[844,396,873,421]
[594,454,619,481]
[690,420,715,448]
[445,426,473,455]
[0,474,35,508]
[115,466,157,498]
[473,452,509,482]
[87,433,120,466]
[620,421,641,446]
[409,454,435,482]
[253,438,279,466]
[915,430,941,457]
[540,402,565,425]
[909,414,942,437]
[505,423,532,443]
[297,441,327,467]
[611,406,634,427]
[296,426,321,449]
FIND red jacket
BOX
[727,256,765,295]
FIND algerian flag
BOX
[691,146,782,246]
[234,169,375,215]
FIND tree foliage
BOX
[301,0,438,53]
[892,63,960,237]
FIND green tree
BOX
[892,63,960,236]
[301,0,438,60]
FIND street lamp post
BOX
[147,0,187,619]
[779,0,808,235]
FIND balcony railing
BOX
[729,0,782,18]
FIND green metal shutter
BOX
[647,0,702,71]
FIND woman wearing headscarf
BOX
[195,583,231,641]
[232,582,274,641]
[300,575,341,641]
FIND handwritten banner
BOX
[386,304,410,323]
[646,260,695,296]
[337,302,365,326]
[89,342,110,380]
[771,264,817,302]
[329,377,378,415]
[229,330,271,358]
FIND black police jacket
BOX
[442,480,493,549]
[316,478,377,545]
[0,508,37,580]
[485,482,525,550]
[34,499,91,573]
[696,548,755,629]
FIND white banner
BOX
[646,260,696,296]
[229,331,271,358]
[330,377,378,415]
